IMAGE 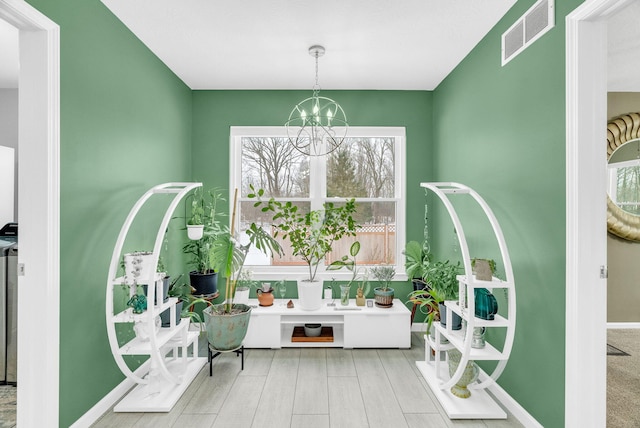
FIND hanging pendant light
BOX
[286,45,348,156]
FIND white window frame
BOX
[230,126,407,281]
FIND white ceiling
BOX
[3,1,640,92]
[100,0,516,90]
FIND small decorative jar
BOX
[257,287,274,307]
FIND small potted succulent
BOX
[471,258,496,281]
[370,265,396,308]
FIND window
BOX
[230,126,406,280]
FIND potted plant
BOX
[370,265,396,308]
[186,187,205,240]
[404,240,432,290]
[425,260,462,330]
[122,251,155,286]
[182,188,227,296]
[233,269,256,305]
[408,287,446,340]
[471,258,496,281]
[249,185,359,310]
[203,188,283,351]
[162,279,213,330]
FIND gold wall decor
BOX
[607,112,640,241]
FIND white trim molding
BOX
[0,1,60,426]
[607,322,640,329]
[69,361,152,428]
[565,0,632,426]
[484,377,543,428]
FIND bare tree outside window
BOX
[241,137,308,198]
[616,166,640,215]
[232,129,404,271]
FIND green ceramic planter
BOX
[203,303,252,351]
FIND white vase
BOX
[297,279,323,310]
[133,316,161,341]
[187,224,204,240]
[123,251,155,285]
[234,286,250,305]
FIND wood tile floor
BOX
[91,333,524,428]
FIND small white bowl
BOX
[304,323,322,337]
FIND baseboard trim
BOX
[483,374,544,428]
[69,361,151,428]
[411,322,427,332]
[607,322,640,329]
[412,323,541,426]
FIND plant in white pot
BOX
[186,186,205,240]
[249,185,359,311]
[203,188,283,351]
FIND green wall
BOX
[25,0,193,426]
[431,0,582,426]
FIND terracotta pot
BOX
[257,288,274,307]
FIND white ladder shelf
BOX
[105,182,206,412]
[416,182,516,419]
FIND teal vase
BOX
[474,288,498,320]
[203,303,252,351]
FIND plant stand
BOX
[106,182,206,413]
[416,182,516,419]
[208,344,244,376]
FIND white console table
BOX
[243,299,411,349]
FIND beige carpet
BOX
[0,386,16,428]
[608,329,640,428]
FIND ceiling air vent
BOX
[502,0,555,66]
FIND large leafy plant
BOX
[425,260,461,301]
[209,189,283,313]
[249,185,359,282]
[404,240,432,282]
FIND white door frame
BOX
[565,0,632,426]
[0,0,59,426]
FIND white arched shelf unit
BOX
[105,182,206,412]
[416,182,516,420]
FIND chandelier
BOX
[286,45,348,156]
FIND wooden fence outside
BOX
[272,224,396,266]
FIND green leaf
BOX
[350,241,361,257]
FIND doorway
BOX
[0,1,59,426]
[565,0,633,426]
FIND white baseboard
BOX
[411,322,427,332]
[69,361,151,428]
[485,377,543,428]
[607,322,640,329]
